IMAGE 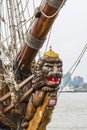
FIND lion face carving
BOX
[42,58,62,87]
[31,47,63,107]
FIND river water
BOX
[47,92,87,130]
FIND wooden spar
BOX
[19,87,34,103]
[3,87,34,114]
[0,93,10,103]
[3,104,14,114]
[0,74,34,103]
[13,0,66,79]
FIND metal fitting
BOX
[46,0,66,9]
[26,33,46,50]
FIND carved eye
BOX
[58,67,62,71]
[48,67,53,71]
[47,65,53,71]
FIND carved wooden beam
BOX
[0,74,34,103]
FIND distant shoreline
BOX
[59,91,87,93]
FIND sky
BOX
[40,0,87,82]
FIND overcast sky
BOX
[40,0,87,82]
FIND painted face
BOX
[42,58,62,87]
[41,58,62,107]
[32,57,63,107]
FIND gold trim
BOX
[44,46,59,58]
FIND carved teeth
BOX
[47,77,59,84]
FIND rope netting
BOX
[0,0,37,84]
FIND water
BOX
[47,92,87,130]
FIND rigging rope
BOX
[63,43,87,78]
[0,0,36,86]
[40,0,66,18]
[44,28,52,53]
[1,16,34,45]
[58,43,87,96]
[24,0,30,18]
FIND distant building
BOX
[62,73,84,88]
[73,76,84,88]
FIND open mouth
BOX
[47,77,59,84]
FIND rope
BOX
[39,0,66,19]
[20,0,28,32]
[63,43,87,78]
[24,0,30,18]
[0,0,3,4]
[44,28,52,53]
[1,1,9,47]
[0,73,14,79]
[32,0,36,10]
[58,43,87,96]
[1,16,34,45]
[0,0,37,80]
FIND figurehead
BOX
[21,47,63,129]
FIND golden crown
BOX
[44,46,59,58]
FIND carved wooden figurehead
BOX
[21,47,63,130]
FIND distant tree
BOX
[82,83,87,89]
[62,74,84,88]
[68,80,74,87]
[73,76,84,88]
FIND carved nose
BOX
[54,67,58,72]
[53,65,58,74]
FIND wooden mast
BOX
[13,0,66,81]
